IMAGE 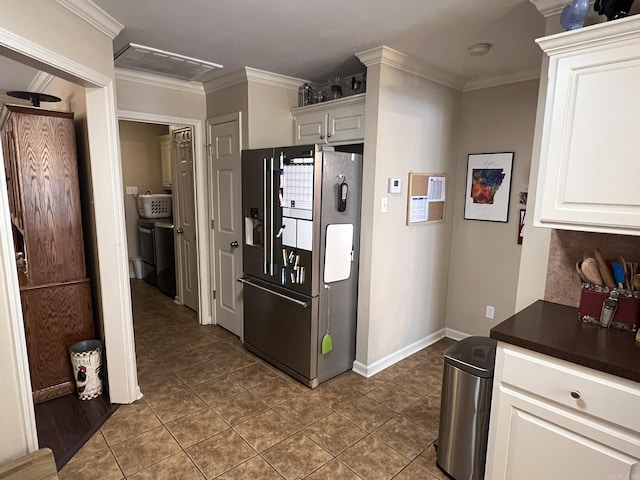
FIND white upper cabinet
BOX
[534,16,640,235]
[291,94,365,145]
[160,134,172,190]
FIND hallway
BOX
[59,280,450,479]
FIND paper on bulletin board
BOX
[428,177,446,201]
[409,196,429,223]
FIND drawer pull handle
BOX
[570,390,581,399]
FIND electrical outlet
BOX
[381,197,388,213]
[126,186,138,195]
[486,305,495,319]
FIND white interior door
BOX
[173,127,198,311]
[207,114,242,337]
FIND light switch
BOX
[126,186,138,195]
[381,197,388,213]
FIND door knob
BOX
[230,241,239,248]
[176,228,184,234]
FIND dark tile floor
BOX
[59,279,454,479]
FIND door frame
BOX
[118,110,211,325]
[0,30,138,450]
[206,111,242,334]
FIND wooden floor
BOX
[35,391,118,470]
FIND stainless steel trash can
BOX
[436,336,497,480]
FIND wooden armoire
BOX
[1,104,95,403]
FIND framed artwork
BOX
[464,152,514,222]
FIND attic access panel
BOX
[114,43,223,82]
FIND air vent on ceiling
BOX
[114,43,223,82]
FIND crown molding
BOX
[530,0,597,17]
[529,0,567,17]
[27,71,55,93]
[356,45,466,91]
[115,68,205,95]
[54,0,124,39]
[245,67,307,90]
[463,67,541,92]
[203,69,247,94]
[204,67,307,94]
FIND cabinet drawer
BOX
[499,345,640,432]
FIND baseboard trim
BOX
[444,328,472,341]
[352,329,447,378]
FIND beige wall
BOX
[0,0,114,80]
[119,121,169,260]
[357,63,461,369]
[116,79,206,121]
[445,80,539,336]
[247,82,298,148]
[206,82,249,148]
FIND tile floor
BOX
[59,280,455,480]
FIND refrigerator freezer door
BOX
[241,277,319,386]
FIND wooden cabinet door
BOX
[1,121,24,231]
[21,280,94,403]
[14,111,86,284]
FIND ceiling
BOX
[0,0,548,93]
[93,0,546,86]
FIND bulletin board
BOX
[406,172,447,225]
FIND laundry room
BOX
[119,120,197,308]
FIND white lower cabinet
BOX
[486,345,640,479]
[291,94,365,145]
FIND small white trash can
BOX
[130,257,144,279]
[69,340,103,400]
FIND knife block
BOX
[579,283,640,331]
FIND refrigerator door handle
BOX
[237,277,310,308]
[269,156,275,276]
[263,157,268,275]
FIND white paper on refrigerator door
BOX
[323,224,354,283]
[281,217,297,248]
[296,219,314,251]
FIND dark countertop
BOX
[490,300,640,384]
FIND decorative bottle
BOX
[560,0,590,30]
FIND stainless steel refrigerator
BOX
[239,144,362,387]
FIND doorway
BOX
[118,120,199,313]
[0,41,138,455]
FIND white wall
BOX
[445,80,539,336]
[356,62,461,373]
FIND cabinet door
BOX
[15,112,86,284]
[486,387,640,480]
[21,280,95,403]
[160,134,172,189]
[326,103,365,143]
[2,122,24,231]
[293,111,327,145]
[535,32,640,235]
